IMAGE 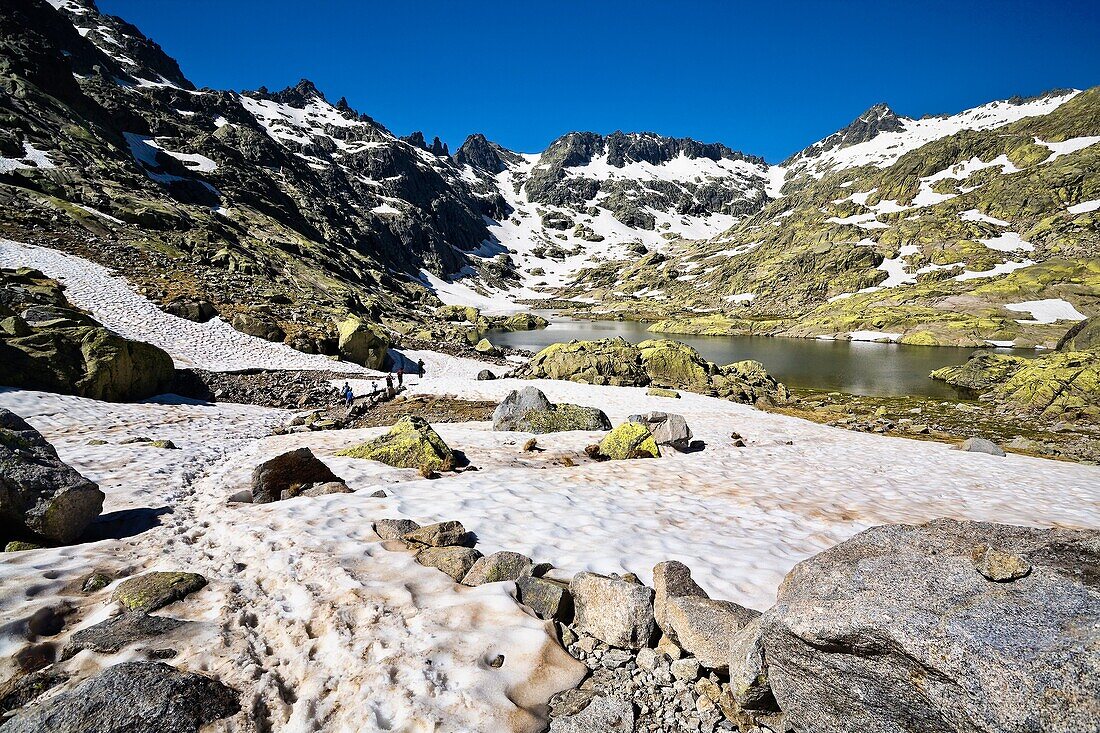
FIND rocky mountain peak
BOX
[267,78,326,106]
[783,102,906,164]
[454,134,522,173]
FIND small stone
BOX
[971,544,1032,581]
[402,520,469,547]
[656,633,683,660]
[671,657,701,681]
[300,481,352,497]
[148,440,177,449]
[369,489,388,498]
[637,647,660,673]
[523,438,539,452]
[374,518,420,540]
[463,551,534,585]
[954,437,1006,457]
[81,572,112,593]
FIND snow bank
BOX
[0,240,374,373]
[1005,298,1087,324]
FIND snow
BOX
[1038,135,1100,161]
[371,202,402,215]
[725,293,756,303]
[239,94,364,149]
[76,204,125,224]
[960,209,1010,226]
[145,138,217,173]
[0,142,57,174]
[0,389,582,732]
[980,232,1034,252]
[876,244,920,287]
[1004,298,1088,324]
[954,259,1034,281]
[0,240,374,373]
[788,92,1078,177]
[846,331,901,342]
[1068,199,1100,214]
[419,269,525,315]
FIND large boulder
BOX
[230,312,284,342]
[520,338,649,386]
[930,352,1030,393]
[0,409,104,544]
[62,613,186,660]
[758,519,1100,733]
[462,551,534,585]
[250,447,343,504]
[519,337,789,404]
[629,412,692,450]
[494,312,549,332]
[415,546,482,581]
[665,596,759,671]
[113,572,207,613]
[336,316,390,369]
[163,298,218,323]
[598,421,660,459]
[652,560,709,636]
[0,661,239,733]
[0,325,174,402]
[336,416,455,471]
[570,572,656,649]
[491,387,611,433]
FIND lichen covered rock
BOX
[336,415,455,471]
[598,421,660,459]
[113,572,207,613]
[336,316,390,369]
[491,387,611,433]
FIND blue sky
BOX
[100,0,1100,162]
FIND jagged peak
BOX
[540,130,765,168]
[454,134,521,173]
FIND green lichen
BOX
[337,415,455,471]
[599,422,660,460]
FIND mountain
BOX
[1,0,1096,352]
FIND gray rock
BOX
[666,596,759,671]
[629,412,693,450]
[62,612,186,660]
[0,661,239,733]
[653,560,709,636]
[570,572,656,649]
[670,657,701,681]
[415,546,482,582]
[402,520,469,547]
[727,617,777,712]
[230,312,284,342]
[516,576,573,621]
[462,551,533,585]
[491,387,611,433]
[374,518,419,540]
[250,447,342,504]
[299,481,352,497]
[476,369,497,381]
[954,437,1006,456]
[112,572,207,613]
[0,408,104,544]
[760,518,1100,733]
[548,693,635,733]
[971,543,1032,581]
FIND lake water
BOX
[486,318,1037,399]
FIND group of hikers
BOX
[338,358,425,408]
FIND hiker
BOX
[397,367,404,387]
[343,383,354,407]
[339,381,350,401]
[417,359,425,379]
[385,373,393,393]
[370,381,379,399]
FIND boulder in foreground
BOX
[492,387,611,433]
[570,571,656,649]
[0,661,239,733]
[757,518,1100,733]
[250,447,343,504]
[337,416,455,471]
[0,408,103,544]
[113,572,207,613]
[336,316,390,369]
[629,411,692,450]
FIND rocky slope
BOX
[1,0,1096,351]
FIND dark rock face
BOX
[1057,316,1100,351]
[784,103,905,165]
[454,133,522,173]
[0,661,239,733]
[0,408,104,544]
[250,448,342,504]
[759,519,1100,733]
[230,312,285,342]
[163,298,218,323]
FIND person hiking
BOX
[370,381,379,399]
[343,383,354,407]
[385,373,393,393]
[397,367,404,387]
[417,359,425,379]
[340,382,350,401]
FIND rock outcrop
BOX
[0,408,104,544]
[336,415,455,471]
[755,519,1100,733]
[519,337,789,404]
[491,387,611,433]
[0,269,174,402]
